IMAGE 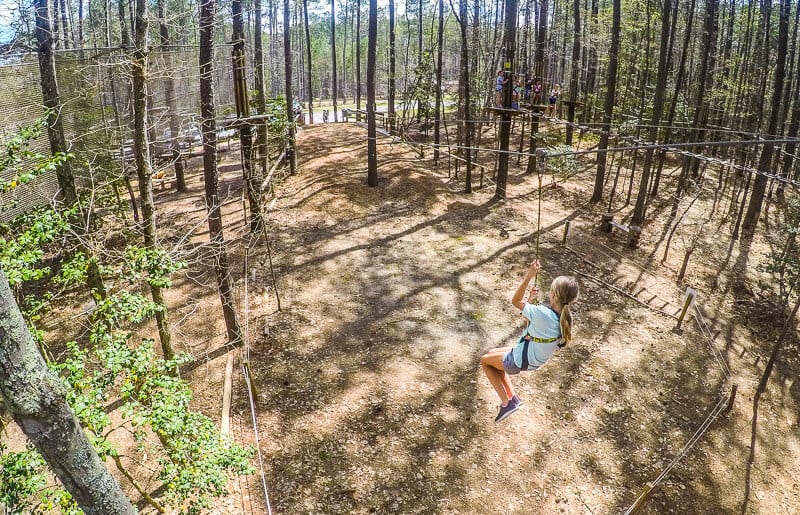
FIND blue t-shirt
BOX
[511,303,562,370]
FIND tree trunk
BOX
[356,0,362,114]
[565,0,580,144]
[303,0,314,123]
[232,0,263,233]
[743,0,790,236]
[158,0,186,192]
[678,0,719,199]
[367,0,378,186]
[255,0,269,170]
[331,0,339,121]
[525,0,548,174]
[0,270,136,515]
[132,0,173,360]
[200,0,243,345]
[116,0,129,48]
[284,0,298,174]
[591,0,620,202]
[494,0,518,201]
[36,0,106,301]
[631,0,672,225]
[433,0,444,165]
[35,0,77,208]
[456,0,473,192]
[388,0,397,133]
[653,0,696,198]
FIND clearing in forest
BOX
[42,121,795,514]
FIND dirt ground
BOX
[26,120,800,514]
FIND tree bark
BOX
[284,0,298,174]
[158,0,186,192]
[591,0,620,202]
[356,0,362,114]
[433,0,444,165]
[132,0,173,360]
[367,0,378,186]
[304,0,315,123]
[255,0,269,170]
[232,0,263,233]
[35,0,77,208]
[494,0,518,201]
[36,0,106,300]
[743,0,790,236]
[200,0,243,345]
[631,0,672,225]
[0,270,136,515]
[331,0,339,121]
[565,0,580,144]
[388,0,397,133]
[455,0,473,192]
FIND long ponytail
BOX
[551,276,580,346]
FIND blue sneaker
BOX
[512,395,524,407]
[494,398,520,424]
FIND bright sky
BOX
[0,0,16,44]
[0,0,412,45]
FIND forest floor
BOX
[31,120,800,514]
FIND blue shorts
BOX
[503,351,522,375]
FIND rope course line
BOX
[240,240,274,515]
[691,304,733,380]
[623,394,731,515]
[377,126,800,188]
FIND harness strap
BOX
[521,337,530,372]
[519,334,560,371]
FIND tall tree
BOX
[565,0,580,144]
[132,0,174,359]
[36,0,106,300]
[199,0,243,344]
[356,0,362,114]
[331,0,339,121]
[388,0,397,132]
[455,0,473,192]
[303,0,314,123]
[433,0,444,165]
[232,0,263,232]
[158,0,187,192]
[35,0,76,208]
[0,270,137,514]
[591,0,620,202]
[494,0,518,200]
[284,0,298,174]
[678,0,720,194]
[743,0,790,236]
[367,0,378,185]
[255,0,270,168]
[631,0,673,225]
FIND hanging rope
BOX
[534,150,547,290]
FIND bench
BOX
[600,213,642,248]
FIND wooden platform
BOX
[485,106,526,116]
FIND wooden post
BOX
[624,482,657,514]
[220,353,234,435]
[676,287,696,331]
[601,213,614,232]
[725,383,738,412]
[628,225,642,248]
[562,221,571,245]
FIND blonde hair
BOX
[550,276,579,345]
